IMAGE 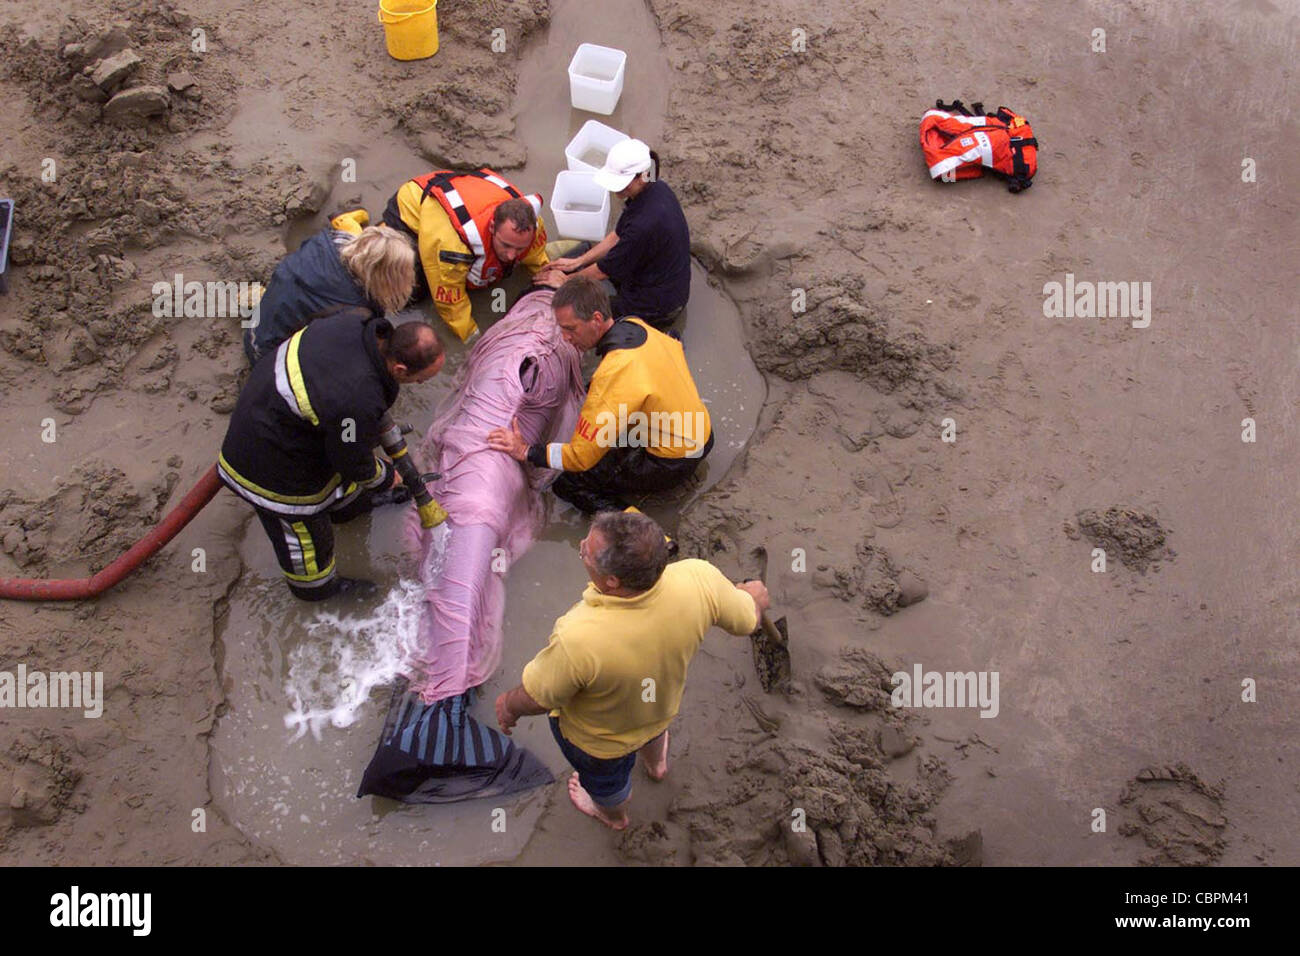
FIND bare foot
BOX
[640,729,669,782]
[567,773,629,830]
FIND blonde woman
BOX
[244,224,417,364]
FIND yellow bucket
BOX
[378,0,439,61]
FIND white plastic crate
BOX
[551,171,610,241]
[565,119,630,173]
[567,43,627,115]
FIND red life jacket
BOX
[411,168,544,287]
[920,101,1038,192]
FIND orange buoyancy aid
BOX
[920,100,1038,192]
[412,168,544,288]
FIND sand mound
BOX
[1067,507,1175,573]
[0,730,84,834]
[616,820,688,866]
[0,12,321,415]
[815,647,899,711]
[1117,764,1228,866]
[1,6,235,134]
[669,720,963,866]
[745,273,952,390]
[0,459,179,572]
[386,1,549,169]
[815,542,910,616]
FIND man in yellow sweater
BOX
[486,276,713,513]
[495,510,770,829]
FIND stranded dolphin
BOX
[357,288,584,803]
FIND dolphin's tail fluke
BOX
[357,679,552,804]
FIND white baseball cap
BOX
[593,138,653,192]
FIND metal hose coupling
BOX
[378,413,448,528]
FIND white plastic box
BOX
[565,119,630,173]
[567,43,627,115]
[551,171,610,241]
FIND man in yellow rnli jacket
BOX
[487,277,713,514]
[333,168,550,343]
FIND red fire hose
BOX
[0,464,224,601]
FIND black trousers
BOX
[609,294,685,332]
[252,461,393,600]
[556,241,686,331]
[550,432,714,514]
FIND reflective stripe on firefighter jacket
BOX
[218,309,397,515]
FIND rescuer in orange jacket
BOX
[332,168,551,342]
[920,100,1038,192]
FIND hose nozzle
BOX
[378,413,448,528]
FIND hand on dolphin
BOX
[533,266,569,289]
[495,692,517,735]
[487,416,530,462]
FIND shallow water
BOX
[209,0,763,865]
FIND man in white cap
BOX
[538,139,691,330]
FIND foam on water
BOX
[419,521,452,584]
[282,576,427,741]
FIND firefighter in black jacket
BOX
[218,308,445,600]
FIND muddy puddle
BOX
[210,0,763,865]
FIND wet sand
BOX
[208,0,764,865]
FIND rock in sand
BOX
[89,49,141,92]
[166,70,198,93]
[896,569,929,607]
[103,86,170,124]
[878,725,916,758]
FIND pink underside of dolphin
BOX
[401,289,584,704]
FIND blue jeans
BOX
[548,717,636,808]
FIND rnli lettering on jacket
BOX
[919,100,1038,192]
